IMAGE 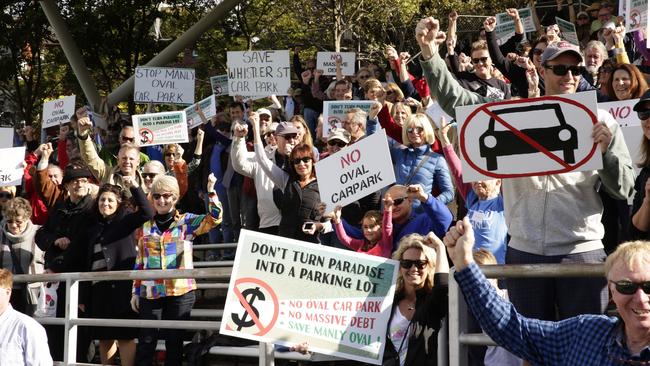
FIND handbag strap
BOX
[404,150,433,185]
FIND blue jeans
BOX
[135,291,196,366]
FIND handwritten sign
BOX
[322,101,374,138]
[0,147,25,186]
[315,129,396,212]
[494,8,536,45]
[227,50,291,97]
[134,66,195,105]
[210,74,229,96]
[185,95,217,129]
[626,0,648,32]
[131,111,189,147]
[556,17,579,46]
[220,229,398,365]
[316,52,356,76]
[42,95,75,129]
[600,99,640,127]
[455,91,602,181]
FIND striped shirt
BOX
[133,193,222,299]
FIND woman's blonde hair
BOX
[402,113,436,146]
[151,175,180,199]
[392,233,436,295]
[289,115,314,148]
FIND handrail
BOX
[449,263,605,366]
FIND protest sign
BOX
[210,74,229,96]
[626,0,647,32]
[322,100,374,138]
[227,50,291,97]
[316,129,396,212]
[0,128,12,148]
[42,95,75,129]
[185,95,217,129]
[131,111,189,147]
[220,229,398,365]
[134,66,195,105]
[600,99,640,127]
[426,101,453,128]
[494,8,536,44]
[556,17,579,46]
[316,52,356,76]
[455,91,602,182]
[0,147,26,187]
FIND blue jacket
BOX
[391,144,454,204]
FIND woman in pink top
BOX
[331,196,394,258]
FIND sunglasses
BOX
[281,133,298,140]
[327,140,347,148]
[386,90,396,95]
[392,196,409,206]
[152,193,174,200]
[400,259,428,270]
[471,57,489,65]
[532,48,544,56]
[544,64,585,76]
[407,127,424,134]
[638,110,650,120]
[121,136,135,143]
[0,192,12,199]
[164,152,178,158]
[610,280,650,295]
[292,156,312,165]
[142,173,158,179]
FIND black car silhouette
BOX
[479,103,577,171]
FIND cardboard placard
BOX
[315,129,396,212]
[599,99,640,127]
[322,101,374,138]
[426,101,454,128]
[210,74,229,96]
[227,50,291,97]
[220,230,398,365]
[556,17,579,46]
[316,52,356,76]
[131,111,189,147]
[42,95,76,129]
[0,146,25,186]
[134,66,196,105]
[494,8,536,45]
[185,95,217,129]
[626,0,648,32]
[455,92,603,182]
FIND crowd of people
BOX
[2,0,650,364]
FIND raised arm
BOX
[436,121,471,200]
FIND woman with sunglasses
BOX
[131,173,222,365]
[80,177,153,366]
[383,232,449,366]
[596,59,616,97]
[391,114,454,205]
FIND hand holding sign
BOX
[592,122,613,154]
[436,116,454,147]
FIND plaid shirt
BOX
[133,193,222,299]
[455,263,650,365]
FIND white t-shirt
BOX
[389,306,411,366]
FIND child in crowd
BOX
[330,196,394,258]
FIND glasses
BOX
[471,57,489,64]
[142,173,158,179]
[358,74,370,80]
[407,127,424,134]
[327,140,347,148]
[164,152,177,158]
[121,136,135,143]
[392,196,409,206]
[0,192,13,199]
[400,259,428,270]
[532,48,544,56]
[281,133,299,140]
[72,178,89,185]
[544,64,585,76]
[610,280,650,295]
[292,156,312,165]
[152,192,174,200]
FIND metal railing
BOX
[448,263,605,366]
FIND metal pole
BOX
[39,0,102,111]
[448,270,462,366]
[63,278,79,365]
[107,0,243,106]
[259,342,274,366]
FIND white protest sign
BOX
[185,95,217,129]
[0,147,25,186]
[42,95,76,129]
[494,8,536,45]
[599,99,640,127]
[210,74,229,96]
[556,17,579,46]
[227,50,291,97]
[626,0,648,32]
[131,111,189,147]
[134,66,195,105]
[426,101,453,128]
[316,52,356,76]
[315,129,396,212]
[220,229,398,365]
[0,128,13,148]
[322,100,374,138]
[455,91,602,182]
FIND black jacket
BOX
[277,179,321,243]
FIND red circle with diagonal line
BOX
[460,96,598,179]
[228,277,279,336]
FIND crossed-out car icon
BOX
[479,103,577,171]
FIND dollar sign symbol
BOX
[232,287,265,330]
